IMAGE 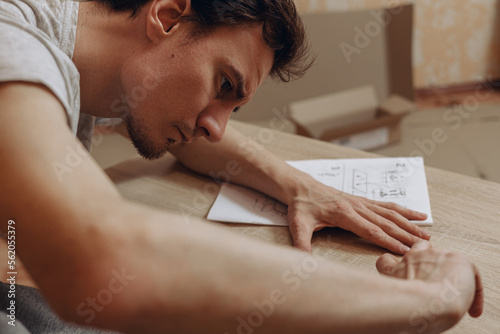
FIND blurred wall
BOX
[294,0,500,88]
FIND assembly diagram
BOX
[207,158,432,226]
[252,195,288,217]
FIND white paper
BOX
[207,157,433,226]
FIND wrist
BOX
[280,170,342,206]
[277,169,313,205]
[408,280,464,333]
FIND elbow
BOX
[38,216,140,331]
[68,271,136,328]
[46,261,137,331]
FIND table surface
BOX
[106,120,500,333]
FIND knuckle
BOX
[382,201,396,209]
[407,234,421,244]
[384,202,403,211]
[444,250,467,263]
[384,210,401,221]
[414,248,441,259]
[365,226,382,239]
[335,201,353,212]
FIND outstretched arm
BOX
[169,124,430,254]
[0,83,481,334]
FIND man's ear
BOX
[146,0,191,43]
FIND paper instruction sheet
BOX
[207,157,433,226]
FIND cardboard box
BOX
[232,4,415,139]
[328,94,416,150]
[289,85,378,138]
[293,94,416,150]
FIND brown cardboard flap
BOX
[289,86,378,138]
[319,113,404,141]
[378,94,416,116]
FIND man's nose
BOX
[196,105,234,143]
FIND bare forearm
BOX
[168,122,431,255]
[0,84,462,334]
[169,125,312,205]
[70,200,453,334]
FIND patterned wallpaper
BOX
[295,0,500,88]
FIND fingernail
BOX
[420,230,431,238]
[401,245,411,253]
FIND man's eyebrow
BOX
[228,65,247,101]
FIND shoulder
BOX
[0,0,81,135]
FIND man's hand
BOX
[286,180,430,254]
[377,241,484,320]
[170,123,430,255]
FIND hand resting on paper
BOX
[170,126,430,255]
[285,176,430,254]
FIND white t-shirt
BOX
[0,0,95,150]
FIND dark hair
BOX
[95,0,313,82]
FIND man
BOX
[0,0,483,333]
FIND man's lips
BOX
[176,126,193,143]
[179,128,187,142]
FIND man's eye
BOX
[221,76,233,91]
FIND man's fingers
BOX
[370,205,431,240]
[358,209,422,248]
[347,218,411,255]
[288,215,315,253]
[409,240,432,252]
[376,253,399,276]
[469,264,484,318]
[375,201,428,221]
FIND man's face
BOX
[120,23,274,160]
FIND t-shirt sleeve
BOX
[0,14,81,135]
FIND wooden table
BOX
[106,120,500,333]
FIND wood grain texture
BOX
[106,120,500,333]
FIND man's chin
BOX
[133,143,169,161]
[129,133,170,160]
[125,117,169,160]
